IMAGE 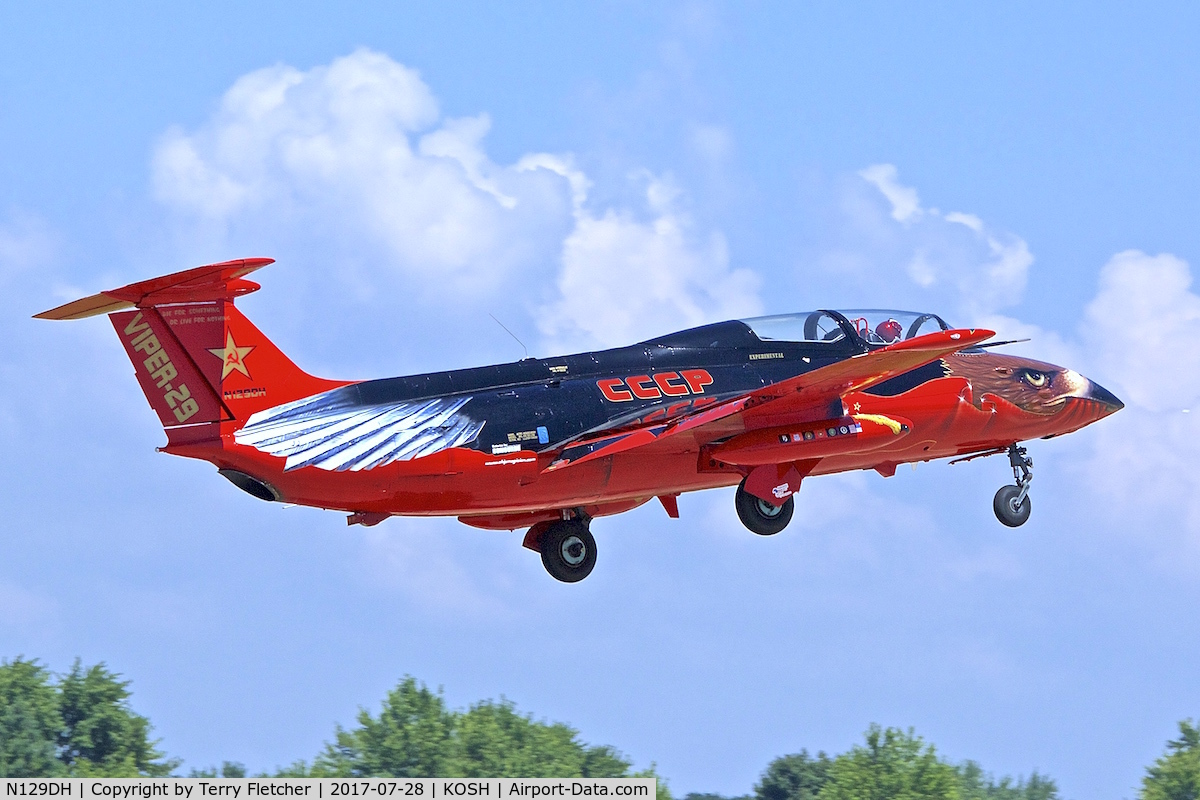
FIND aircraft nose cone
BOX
[1047,370,1124,431]
[1084,379,1124,413]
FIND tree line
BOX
[1,657,1197,799]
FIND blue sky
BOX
[3,2,1199,797]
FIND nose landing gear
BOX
[993,443,1033,527]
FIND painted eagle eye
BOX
[1022,370,1047,388]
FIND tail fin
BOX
[36,258,344,429]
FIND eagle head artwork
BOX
[945,350,1124,433]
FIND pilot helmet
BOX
[876,318,903,343]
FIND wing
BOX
[543,327,993,472]
[235,388,484,472]
[736,328,992,419]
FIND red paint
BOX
[627,375,661,400]
[654,372,690,396]
[597,378,634,403]
[597,369,714,403]
[680,369,714,394]
[711,415,912,466]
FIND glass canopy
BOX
[741,310,950,345]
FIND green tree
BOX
[308,676,645,782]
[271,760,315,777]
[312,677,458,777]
[0,657,64,778]
[457,699,630,778]
[1141,719,1200,800]
[190,762,247,778]
[586,745,635,780]
[755,750,833,800]
[818,725,960,800]
[57,659,177,776]
[632,764,673,800]
[955,761,1057,799]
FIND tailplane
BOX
[36,259,344,429]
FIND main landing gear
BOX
[537,515,597,583]
[735,478,795,536]
[993,443,1033,527]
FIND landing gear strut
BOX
[735,478,795,536]
[539,515,597,582]
[993,444,1033,527]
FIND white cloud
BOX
[538,172,762,352]
[819,165,1032,322]
[152,49,568,294]
[0,211,61,438]
[858,163,922,223]
[1070,251,1200,566]
[688,123,733,166]
[971,313,1077,365]
[152,48,757,356]
[419,115,518,209]
[0,211,54,282]
[149,52,1200,575]
[814,170,1200,568]
[1081,250,1200,410]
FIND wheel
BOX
[539,520,597,582]
[993,485,1032,527]
[735,479,795,535]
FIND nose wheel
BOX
[993,444,1033,527]
[539,517,597,582]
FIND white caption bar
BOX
[2,779,655,800]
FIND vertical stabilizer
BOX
[37,259,347,430]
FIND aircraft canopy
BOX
[742,309,951,346]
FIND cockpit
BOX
[741,309,951,347]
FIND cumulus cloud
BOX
[153,50,571,294]
[813,165,1032,324]
[859,163,922,223]
[1072,251,1200,562]
[148,50,1200,571]
[0,211,60,437]
[152,48,757,356]
[815,169,1200,566]
[1081,250,1200,410]
[0,211,54,283]
[538,170,761,352]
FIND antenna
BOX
[972,338,1032,349]
[489,313,530,360]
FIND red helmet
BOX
[877,318,903,343]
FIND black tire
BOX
[539,520,597,582]
[993,485,1032,527]
[735,479,795,536]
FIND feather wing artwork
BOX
[235,389,485,472]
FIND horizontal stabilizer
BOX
[34,258,273,320]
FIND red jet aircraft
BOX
[38,259,1123,581]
